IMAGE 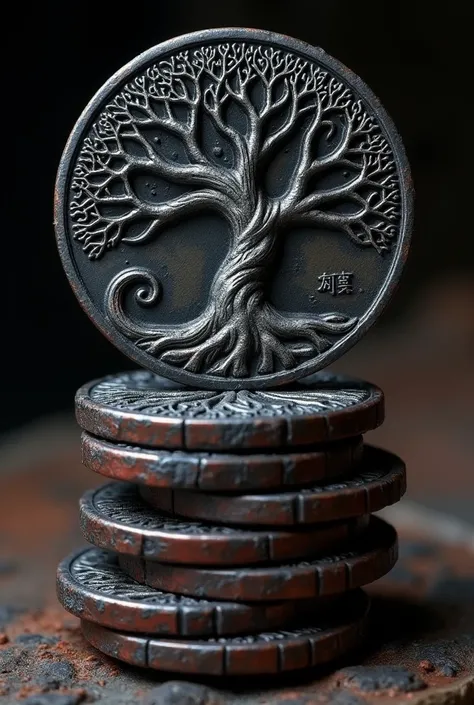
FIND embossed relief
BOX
[90,373,368,418]
[70,42,400,377]
[71,550,210,604]
[92,484,236,534]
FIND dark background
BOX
[5,1,474,433]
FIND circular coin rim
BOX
[119,516,397,600]
[56,548,311,634]
[81,429,363,489]
[80,483,371,564]
[75,370,383,450]
[55,28,414,390]
[80,589,369,672]
[138,445,406,525]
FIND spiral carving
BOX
[105,268,163,337]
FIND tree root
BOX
[136,302,357,377]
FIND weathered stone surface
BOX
[340,665,426,693]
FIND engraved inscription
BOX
[69,41,401,378]
[317,271,354,296]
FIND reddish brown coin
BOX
[119,516,397,601]
[57,548,334,636]
[80,483,369,565]
[139,446,405,526]
[81,589,369,675]
[75,371,383,450]
[81,432,363,492]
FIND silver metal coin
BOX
[75,369,383,449]
[57,548,331,635]
[55,28,413,389]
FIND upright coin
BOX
[81,589,369,674]
[119,516,397,601]
[55,28,413,390]
[80,483,369,564]
[139,445,405,525]
[76,370,383,449]
[58,548,331,636]
[82,432,363,491]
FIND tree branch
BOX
[291,187,397,254]
[307,110,354,177]
[259,80,300,162]
[106,66,242,201]
[280,91,323,208]
[73,42,401,266]
[72,188,239,259]
[294,163,368,213]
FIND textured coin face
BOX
[75,370,383,450]
[80,483,369,564]
[119,516,396,601]
[57,548,330,635]
[139,445,406,525]
[81,589,369,674]
[56,28,412,390]
[81,431,362,491]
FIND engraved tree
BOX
[70,43,400,377]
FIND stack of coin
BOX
[56,369,404,675]
[54,27,413,676]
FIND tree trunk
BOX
[210,197,281,328]
[106,192,357,377]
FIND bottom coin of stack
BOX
[57,370,405,675]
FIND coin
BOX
[139,445,405,525]
[119,516,396,601]
[82,431,363,491]
[75,370,383,450]
[80,589,369,674]
[80,483,369,565]
[58,548,334,636]
[55,28,412,391]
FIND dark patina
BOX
[79,483,370,564]
[55,28,413,390]
[75,370,383,450]
[81,431,363,491]
[139,446,406,525]
[57,548,340,636]
[80,589,369,674]
[118,516,397,601]
[50,25,415,686]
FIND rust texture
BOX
[75,376,383,451]
[79,483,370,565]
[80,589,369,675]
[81,432,364,492]
[2,278,474,701]
[57,548,344,637]
[0,408,473,702]
[138,446,406,526]
[117,516,397,601]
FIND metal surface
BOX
[80,589,369,675]
[2,290,474,702]
[81,431,363,491]
[1,439,473,705]
[75,370,383,449]
[139,445,405,525]
[118,515,397,601]
[57,548,335,636]
[55,28,413,390]
[80,482,370,565]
